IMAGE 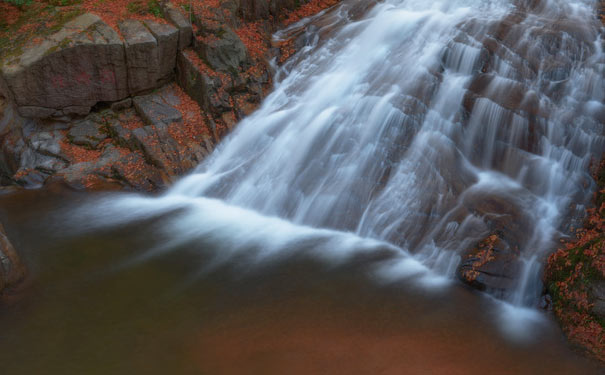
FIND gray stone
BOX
[67,120,108,149]
[133,87,183,128]
[176,50,230,114]
[131,124,184,175]
[18,147,66,175]
[1,14,129,119]
[592,281,605,318]
[195,27,249,73]
[110,98,133,112]
[119,20,161,95]
[62,106,91,117]
[17,107,57,119]
[29,130,64,158]
[163,3,193,49]
[145,20,179,81]
[110,151,168,191]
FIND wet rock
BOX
[110,151,169,191]
[0,222,25,294]
[13,168,50,189]
[1,13,129,119]
[28,130,65,159]
[457,233,520,291]
[119,20,161,95]
[17,146,66,177]
[67,120,108,149]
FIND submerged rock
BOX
[457,233,519,291]
[0,222,25,295]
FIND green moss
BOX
[147,0,162,17]
[0,4,82,63]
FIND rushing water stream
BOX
[1,0,605,373]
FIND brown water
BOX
[0,188,602,374]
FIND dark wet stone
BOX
[67,120,108,149]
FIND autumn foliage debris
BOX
[545,159,605,362]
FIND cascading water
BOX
[164,0,605,306]
[71,0,604,322]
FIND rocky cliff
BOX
[0,0,338,191]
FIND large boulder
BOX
[0,13,129,119]
[0,13,185,120]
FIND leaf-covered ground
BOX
[545,159,605,362]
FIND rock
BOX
[1,13,129,119]
[0,222,25,293]
[110,151,169,191]
[176,50,213,110]
[194,27,249,73]
[67,120,108,149]
[144,20,179,82]
[13,168,50,189]
[163,2,193,49]
[105,119,137,148]
[110,98,133,112]
[239,0,271,21]
[17,107,57,119]
[119,20,161,95]
[457,233,520,291]
[28,130,65,159]
[591,281,605,319]
[131,124,184,176]
[133,88,183,128]
[239,0,300,21]
[56,144,123,188]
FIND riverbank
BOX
[545,159,605,363]
[0,0,341,295]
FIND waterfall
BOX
[80,0,605,311]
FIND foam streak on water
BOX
[78,0,605,331]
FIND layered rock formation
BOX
[0,0,335,191]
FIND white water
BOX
[76,0,604,332]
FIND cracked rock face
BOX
[1,13,129,119]
[0,13,182,121]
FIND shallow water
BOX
[0,189,601,374]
